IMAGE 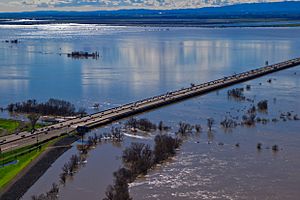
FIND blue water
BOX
[0,25,300,112]
[0,160,18,168]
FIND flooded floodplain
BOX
[0,24,299,199]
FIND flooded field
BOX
[0,24,299,199]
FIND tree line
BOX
[7,98,86,116]
[103,134,182,200]
[125,118,157,132]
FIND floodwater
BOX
[0,24,299,199]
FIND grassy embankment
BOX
[0,119,19,135]
[0,118,44,136]
[0,137,62,189]
[0,118,60,189]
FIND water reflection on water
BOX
[0,25,299,199]
[0,26,299,109]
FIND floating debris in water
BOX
[67,51,100,59]
[3,39,19,44]
[272,145,279,152]
[257,143,262,150]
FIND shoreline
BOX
[1,23,300,28]
[0,134,79,200]
[0,18,300,28]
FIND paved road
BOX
[1,57,300,152]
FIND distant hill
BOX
[1,1,300,20]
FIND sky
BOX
[0,0,292,12]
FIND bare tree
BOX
[257,100,268,111]
[207,118,215,131]
[122,143,153,175]
[195,124,202,132]
[111,127,123,142]
[158,121,164,131]
[31,182,59,200]
[28,113,40,150]
[103,168,132,200]
[177,122,192,136]
[28,113,40,134]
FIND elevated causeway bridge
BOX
[1,57,300,152]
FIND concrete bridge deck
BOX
[1,57,300,152]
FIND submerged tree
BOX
[104,134,182,200]
[125,118,137,130]
[158,121,164,131]
[220,117,237,129]
[31,183,59,200]
[227,88,245,101]
[195,124,202,132]
[111,127,123,142]
[257,100,268,111]
[207,118,215,131]
[154,134,181,164]
[125,118,156,132]
[103,168,132,200]
[122,143,153,176]
[177,122,193,136]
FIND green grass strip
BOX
[0,118,45,136]
[0,137,62,189]
[0,119,20,134]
